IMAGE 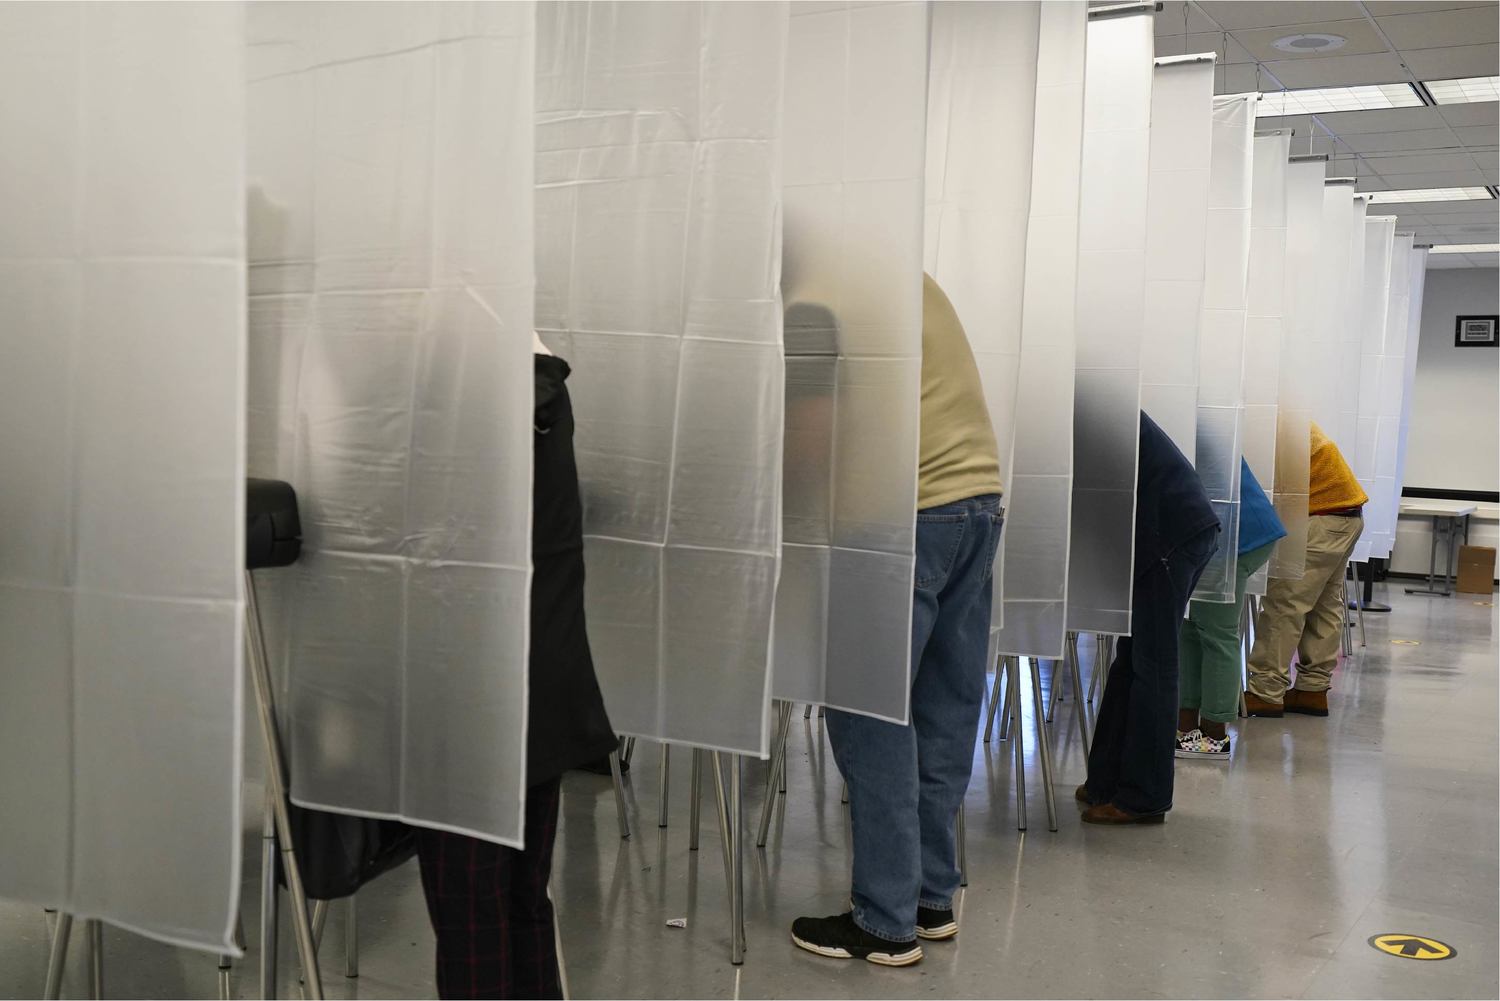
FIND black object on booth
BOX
[246,477,302,570]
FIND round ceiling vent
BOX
[1271,33,1348,54]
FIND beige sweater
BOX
[918,274,1003,509]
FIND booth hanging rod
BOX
[1089,2,1162,21]
[1155,53,1216,66]
[1289,153,1330,162]
[1255,129,1292,137]
[1324,177,1359,186]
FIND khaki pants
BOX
[1247,514,1363,702]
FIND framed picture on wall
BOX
[1455,315,1499,347]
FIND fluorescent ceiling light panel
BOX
[1364,187,1494,204]
[1425,76,1500,105]
[1428,243,1500,253]
[1257,83,1422,117]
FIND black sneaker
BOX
[791,913,923,966]
[915,905,957,940]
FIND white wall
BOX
[1404,267,1499,493]
[1389,266,1499,581]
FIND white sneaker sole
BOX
[916,922,958,940]
[1174,748,1229,760]
[791,933,924,967]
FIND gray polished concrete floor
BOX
[3,585,1496,999]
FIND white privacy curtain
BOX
[1190,93,1256,604]
[1139,56,1214,454]
[1311,184,1355,458]
[538,2,788,753]
[1375,234,1420,558]
[924,0,1043,637]
[1273,157,1325,582]
[1352,215,1396,563]
[1066,7,1153,637]
[775,0,923,722]
[994,0,1086,660]
[1242,133,1291,596]
[248,2,535,846]
[1389,245,1430,551]
[1337,195,1370,459]
[0,3,245,952]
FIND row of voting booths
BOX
[0,0,1429,979]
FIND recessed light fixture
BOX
[1425,76,1500,105]
[1428,243,1500,253]
[1364,187,1495,204]
[1271,33,1348,54]
[1257,84,1422,117]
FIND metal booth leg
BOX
[1028,657,1060,832]
[757,701,793,847]
[1008,657,1027,831]
[1067,637,1090,758]
[87,919,102,1000]
[658,744,671,829]
[689,749,704,851]
[43,911,72,1000]
[344,895,358,979]
[245,571,324,1001]
[609,746,631,840]
[983,659,1005,743]
[956,803,968,887]
[259,786,279,999]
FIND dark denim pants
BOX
[825,494,1002,942]
[1085,526,1217,816]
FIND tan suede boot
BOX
[1284,688,1329,717]
[1243,691,1284,718]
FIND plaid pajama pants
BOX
[415,777,564,1000]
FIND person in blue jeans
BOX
[1077,412,1218,824]
[791,275,1003,966]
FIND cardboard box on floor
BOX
[1456,545,1497,594]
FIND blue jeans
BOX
[1085,526,1217,815]
[825,494,1002,943]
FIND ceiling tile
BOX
[1218,62,1265,93]
[1152,1,1221,34]
[1364,1,1494,14]
[1339,128,1466,152]
[1462,251,1499,266]
[1153,32,1234,58]
[1376,6,1499,49]
[1426,254,1472,266]
[1232,19,1389,61]
[1439,102,1500,129]
[1361,152,1484,172]
[1355,175,1394,190]
[1261,51,1408,87]
[1312,105,1458,134]
[1257,113,1315,135]
[1195,1,1364,31]
[1413,199,1500,215]
[1454,126,1500,148]
[1401,43,1500,80]
[1380,169,1493,186]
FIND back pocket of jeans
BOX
[915,513,966,590]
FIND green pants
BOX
[1179,541,1276,724]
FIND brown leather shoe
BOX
[1081,802,1166,825]
[1075,784,1093,805]
[1284,688,1329,717]
[1243,691,1284,718]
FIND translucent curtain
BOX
[1066,8,1154,637]
[1311,184,1355,454]
[775,0,924,722]
[924,0,1043,637]
[0,3,245,952]
[248,2,535,845]
[1338,197,1370,456]
[994,0,1087,660]
[1352,216,1396,563]
[1242,133,1291,596]
[1190,93,1256,604]
[1272,158,1324,581]
[1138,57,1214,454]
[538,2,788,753]
[1376,234,1419,558]
[1390,246,1430,547]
